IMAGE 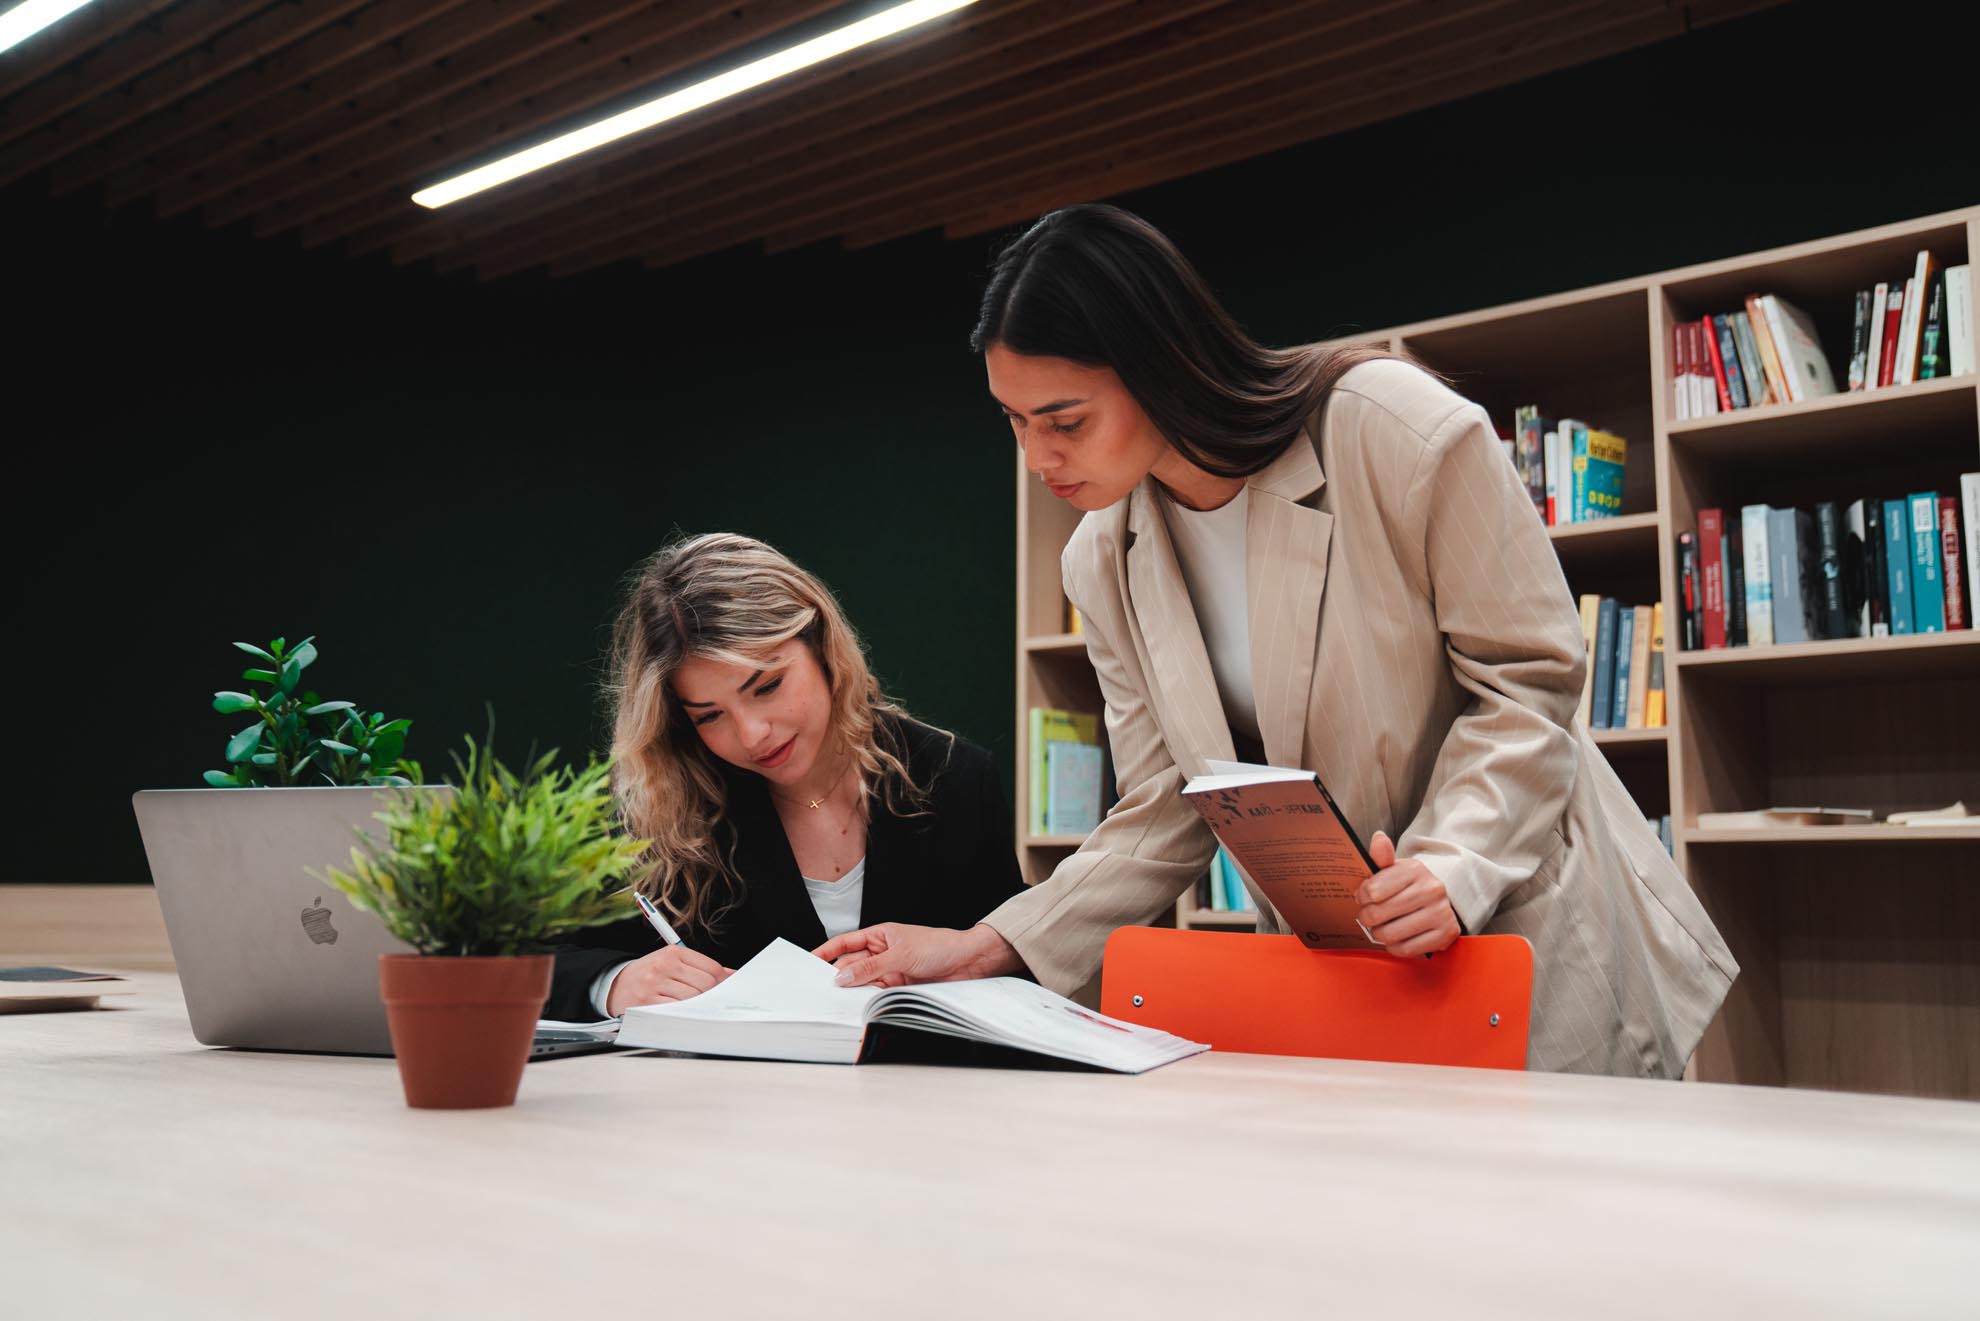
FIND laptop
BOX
[132,786,615,1059]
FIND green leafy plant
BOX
[319,734,644,957]
[205,636,420,788]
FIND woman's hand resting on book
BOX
[815,922,1024,988]
[605,946,734,1016]
[1355,831,1461,957]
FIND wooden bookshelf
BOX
[1016,205,1979,1089]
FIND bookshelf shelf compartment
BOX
[1664,374,1975,465]
[1673,633,1980,684]
[1682,825,1980,845]
[1591,726,1668,747]
[1023,633,1090,655]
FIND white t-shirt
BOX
[590,857,870,1017]
[1159,485,1260,745]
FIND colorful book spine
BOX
[1965,475,1980,629]
[1909,493,1944,633]
[1543,429,1562,526]
[1730,311,1772,407]
[1877,286,1905,387]
[1813,502,1851,640]
[1566,422,1587,522]
[1917,272,1948,380]
[1744,294,1791,403]
[1741,505,1774,647]
[1644,602,1666,727]
[1698,507,1726,648]
[1768,507,1813,645]
[1703,314,1734,411]
[1940,495,1969,631]
[1677,534,1701,652]
[1846,289,1872,390]
[1883,498,1913,635]
[1610,605,1634,730]
[1625,604,1651,729]
[1591,598,1619,730]
[1861,281,1889,391]
[1863,500,1889,637]
[1714,315,1750,409]
[1581,429,1626,519]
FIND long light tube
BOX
[411,0,978,210]
[0,0,100,55]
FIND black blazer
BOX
[543,715,1025,1022]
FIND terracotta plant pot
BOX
[378,953,551,1109]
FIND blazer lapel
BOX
[1126,480,1236,772]
[721,772,828,950]
[1245,429,1333,771]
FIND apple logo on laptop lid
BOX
[300,897,339,946]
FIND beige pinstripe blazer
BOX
[983,359,1738,1077]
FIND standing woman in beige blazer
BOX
[820,204,1737,1077]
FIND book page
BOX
[628,938,877,1026]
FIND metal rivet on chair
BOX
[1489,1012,1500,1027]
[1132,995,1144,1007]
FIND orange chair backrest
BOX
[1101,928,1533,1070]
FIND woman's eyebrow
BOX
[990,394,1087,414]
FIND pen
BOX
[633,890,686,947]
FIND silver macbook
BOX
[132,786,613,1058]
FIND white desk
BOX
[5,973,1978,1321]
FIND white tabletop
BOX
[5,973,1977,1321]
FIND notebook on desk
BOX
[616,939,1207,1073]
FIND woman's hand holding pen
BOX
[605,946,733,1016]
[1355,831,1462,958]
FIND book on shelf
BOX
[1679,480,1975,648]
[1180,761,1378,950]
[1503,411,1628,526]
[1964,476,1980,631]
[1699,507,1727,649]
[1763,295,1838,402]
[1895,250,1941,385]
[1860,281,1889,391]
[1947,265,1974,378]
[1578,594,1666,730]
[1729,311,1773,408]
[1676,532,1701,653]
[1027,708,1099,836]
[1695,807,1876,829]
[1576,594,1600,726]
[1064,599,1083,635]
[1742,294,1795,403]
[1044,741,1104,836]
[1876,285,1906,387]
[615,938,1207,1073]
[1917,271,1949,379]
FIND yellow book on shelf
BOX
[1644,602,1667,728]
[1576,594,1601,728]
[1065,599,1083,635]
[1625,605,1652,728]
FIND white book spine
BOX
[1543,429,1561,525]
[1947,265,1973,378]
[1896,260,1926,384]
[1863,280,1889,390]
[1761,296,1801,403]
[1741,504,1774,647]
[1673,325,1690,421]
[1964,474,1980,632]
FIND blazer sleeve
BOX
[980,557,1216,997]
[1391,397,1585,934]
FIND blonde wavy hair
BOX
[607,532,941,932]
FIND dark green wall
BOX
[9,0,1972,883]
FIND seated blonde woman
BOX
[542,532,1023,1022]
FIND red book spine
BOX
[1672,322,1689,418]
[1702,316,1733,411]
[1877,289,1905,388]
[1942,495,1970,630]
[1698,507,1727,648]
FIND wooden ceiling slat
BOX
[0,0,179,104]
[410,0,1199,276]
[475,0,1362,283]
[762,0,1662,257]
[0,0,377,187]
[135,0,641,219]
[49,0,481,196]
[0,0,261,148]
[351,0,1071,264]
[554,0,1523,279]
[514,0,1425,282]
[871,1,1691,249]
[218,0,846,239]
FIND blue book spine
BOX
[1570,425,1588,522]
[1591,598,1618,729]
[1611,607,1634,728]
[1741,505,1774,646]
[1909,492,1944,633]
[1885,498,1914,634]
[1768,507,1814,645]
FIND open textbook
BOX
[1182,759,1381,950]
[615,939,1206,1073]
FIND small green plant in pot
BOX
[205,636,420,788]
[321,731,644,1109]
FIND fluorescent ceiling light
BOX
[412,0,978,210]
[0,0,99,55]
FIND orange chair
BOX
[1100,927,1533,1069]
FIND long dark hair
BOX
[971,204,1393,479]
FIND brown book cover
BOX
[1182,763,1379,950]
[1743,293,1791,403]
